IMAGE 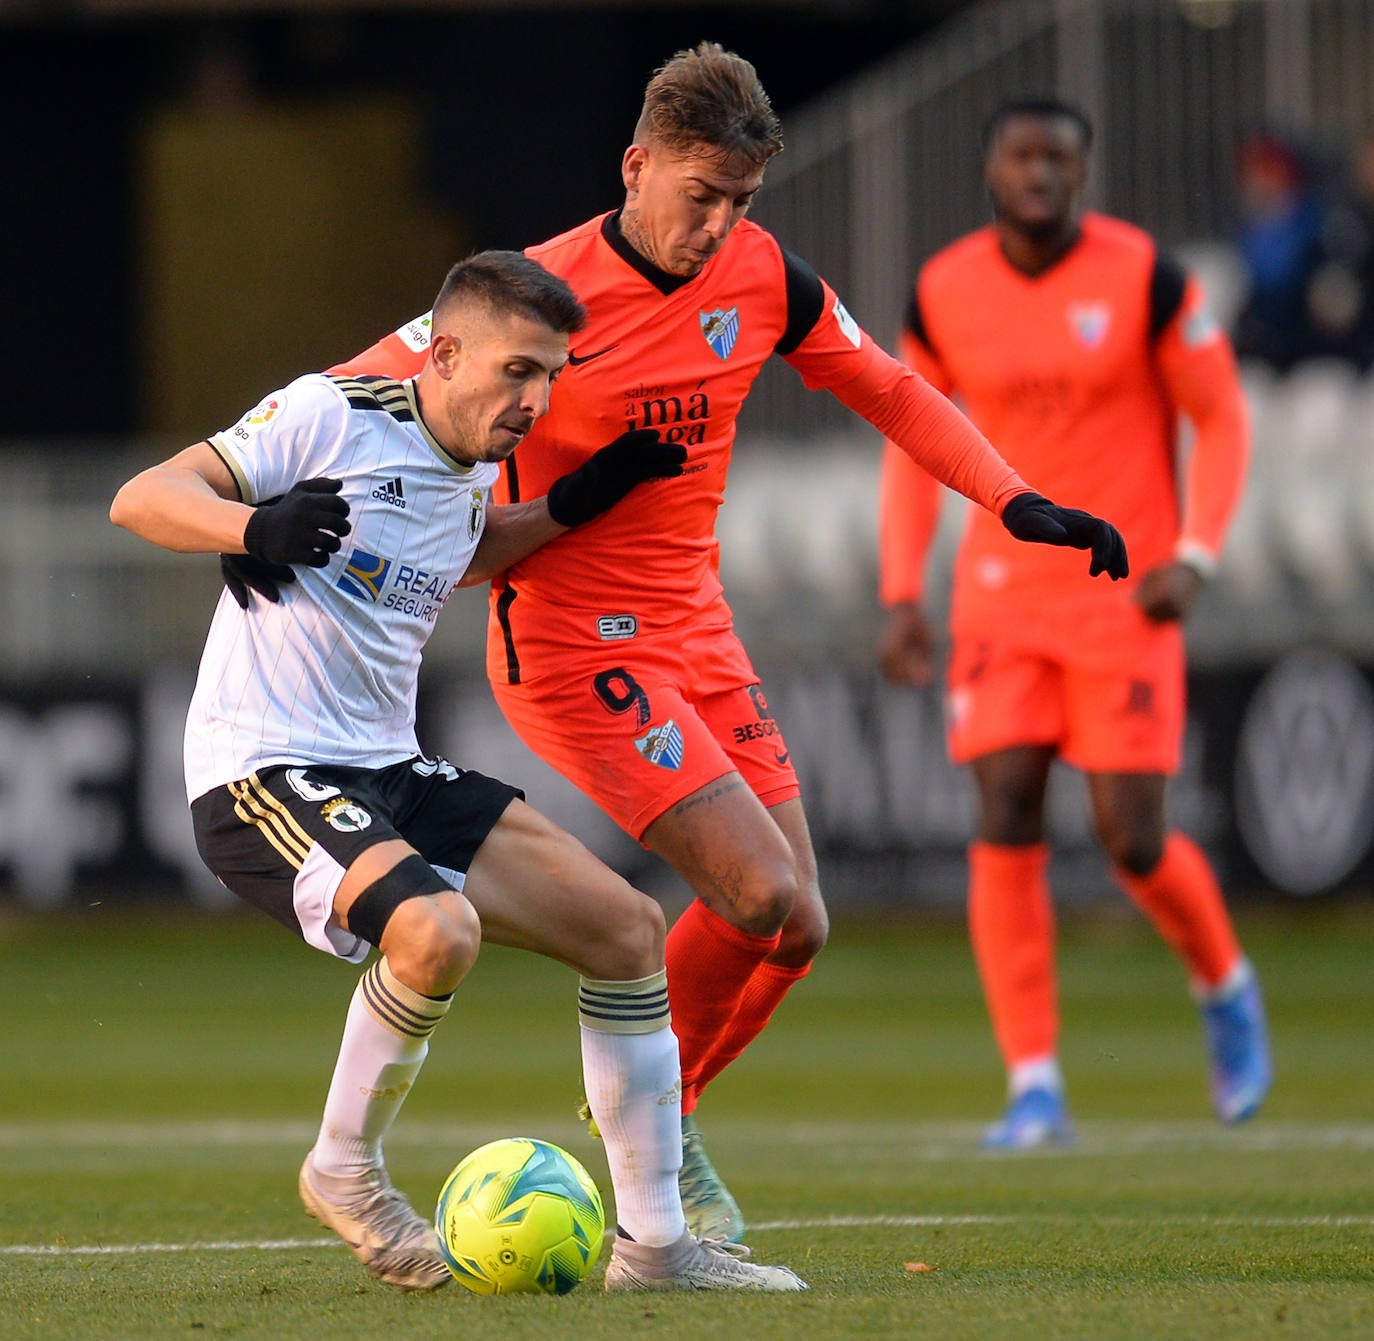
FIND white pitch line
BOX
[4,1214,1372,1258]
[2,1119,1372,1151]
[1,1237,339,1257]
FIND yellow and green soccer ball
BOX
[434,1137,605,1295]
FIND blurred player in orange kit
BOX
[228,50,1126,1236]
[877,96,1271,1149]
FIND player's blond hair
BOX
[635,41,784,167]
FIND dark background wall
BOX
[1,2,974,438]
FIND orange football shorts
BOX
[491,623,800,840]
[944,623,1185,774]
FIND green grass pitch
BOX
[2,899,1371,1339]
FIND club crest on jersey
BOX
[320,797,373,832]
[1067,301,1111,347]
[337,550,392,602]
[468,486,485,541]
[699,307,740,360]
[1183,306,1220,348]
[635,719,685,770]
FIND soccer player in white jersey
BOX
[110,250,807,1295]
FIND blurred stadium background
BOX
[4,0,1374,917]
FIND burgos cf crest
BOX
[337,550,392,601]
[635,719,685,771]
[468,486,485,541]
[700,307,740,360]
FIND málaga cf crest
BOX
[700,307,740,360]
[635,720,685,770]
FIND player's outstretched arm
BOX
[458,428,687,587]
[544,429,687,527]
[1000,493,1130,579]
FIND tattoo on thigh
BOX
[675,776,745,814]
[710,861,746,908]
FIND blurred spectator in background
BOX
[1308,129,1374,372]
[1231,129,1331,370]
[1230,125,1374,372]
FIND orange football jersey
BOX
[879,212,1248,660]
[336,212,1030,683]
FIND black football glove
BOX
[242,476,351,567]
[221,552,298,609]
[545,429,687,528]
[1001,492,1130,580]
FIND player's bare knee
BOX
[382,893,481,996]
[583,887,665,980]
[724,863,797,937]
[777,898,828,963]
[349,855,480,994]
[1099,822,1164,877]
[979,796,1044,846]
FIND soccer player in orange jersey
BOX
[228,49,1126,1238]
[877,97,1271,1150]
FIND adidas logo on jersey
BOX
[371,477,407,509]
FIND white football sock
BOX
[312,957,452,1177]
[1008,1055,1064,1100]
[579,971,686,1247]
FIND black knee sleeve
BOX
[346,854,452,946]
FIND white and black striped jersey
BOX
[184,373,497,801]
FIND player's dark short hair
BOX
[981,96,1094,153]
[635,40,784,168]
[432,250,587,335]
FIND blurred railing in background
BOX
[745,0,1374,437]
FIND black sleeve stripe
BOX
[905,288,933,351]
[1149,249,1188,342]
[776,245,827,356]
[494,581,520,684]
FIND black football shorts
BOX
[190,755,523,961]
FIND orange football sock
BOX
[694,959,812,1103]
[665,899,781,1115]
[1112,832,1242,990]
[968,841,1058,1069]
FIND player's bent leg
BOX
[672,800,827,1239]
[457,798,665,978]
[1091,778,1270,1122]
[304,845,477,1290]
[577,970,690,1251]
